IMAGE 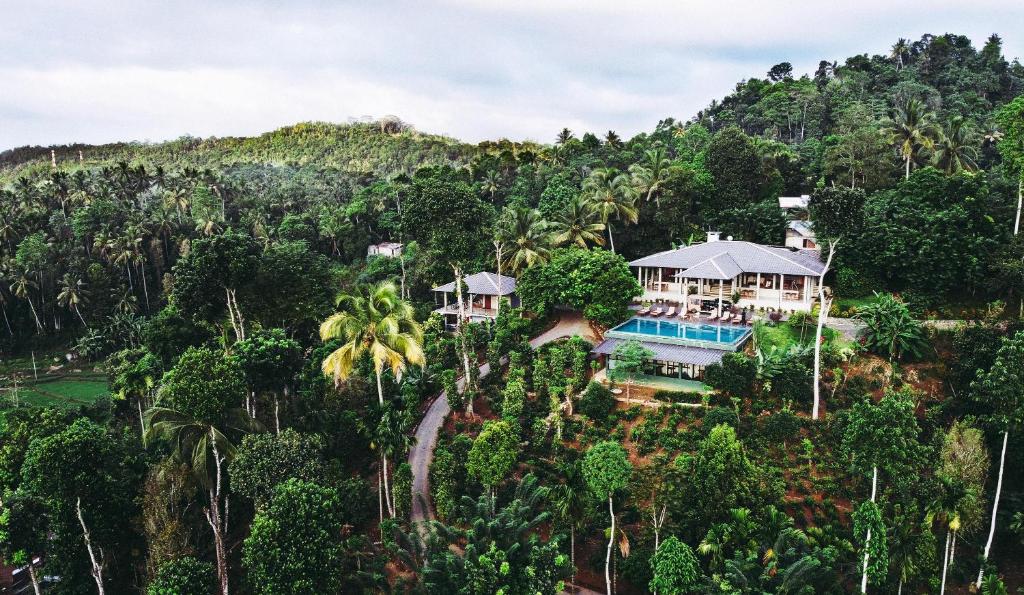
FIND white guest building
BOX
[432,272,519,327]
[630,232,827,313]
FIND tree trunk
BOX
[28,563,41,595]
[940,530,951,595]
[605,495,615,595]
[274,395,280,435]
[208,433,229,595]
[1,303,12,336]
[905,156,911,180]
[137,398,146,445]
[75,304,89,328]
[139,260,150,312]
[570,526,576,585]
[494,241,502,318]
[374,370,395,518]
[860,466,878,593]
[1014,177,1022,236]
[976,430,1008,589]
[76,497,106,595]
[452,266,474,415]
[607,223,616,254]
[813,241,837,420]
[377,468,385,526]
[26,296,44,334]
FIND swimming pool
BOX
[608,317,750,347]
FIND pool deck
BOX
[607,315,752,351]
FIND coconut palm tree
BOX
[884,99,939,180]
[629,147,672,205]
[934,117,980,174]
[582,168,638,253]
[145,405,258,595]
[551,196,605,249]
[890,38,910,70]
[497,206,553,275]
[604,130,622,148]
[320,281,424,518]
[11,270,43,334]
[480,170,501,201]
[57,273,89,328]
[556,128,575,146]
[928,476,981,595]
[550,459,592,584]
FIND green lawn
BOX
[754,318,851,353]
[2,373,110,409]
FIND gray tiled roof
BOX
[592,338,726,366]
[432,272,517,296]
[630,241,825,277]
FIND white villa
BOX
[785,220,817,249]
[630,232,827,313]
[432,271,519,327]
[367,241,403,258]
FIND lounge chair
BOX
[650,306,664,317]
[665,306,676,318]
[707,310,718,321]
[637,305,650,316]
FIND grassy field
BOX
[1,350,110,409]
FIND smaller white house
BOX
[367,242,403,258]
[785,220,817,249]
[778,195,810,211]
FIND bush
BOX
[702,406,738,432]
[758,409,802,446]
[704,353,756,397]
[652,390,699,403]
[148,556,217,595]
[836,266,874,298]
[579,381,615,422]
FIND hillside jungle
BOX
[1,32,1024,594]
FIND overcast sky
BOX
[2,0,1022,150]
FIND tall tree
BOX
[995,96,1024,234]
[971,331,1024,588]
[551,196,606,249]
[583,441,633,595]
[583,168,638,254]
[884,99,939,180]
[497,205,553,275]
[320,280,423,517]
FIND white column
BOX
[803,276,810,302]
[443,292,448,308]
[778,275,783,309]
[755,273,761,302]
[718,283,723,319]
[658,268,663,291]
[469,294,474,316]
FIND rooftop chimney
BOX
[706,231,721,242]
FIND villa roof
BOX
[630,241,825,277]
[432,272,517,296]
[787,220,815,237]
[592,338,726,367]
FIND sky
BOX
[1,0,1022,150]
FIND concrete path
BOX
[409,312,599,524]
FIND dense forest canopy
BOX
[1,32,1024,595]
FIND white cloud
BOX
[0,0,1021,149]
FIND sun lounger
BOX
[637,305,650,316]
[650,307,663,317]
[707,311,718,321]
[665,306,676,317]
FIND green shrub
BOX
[579,380,615,422]
[704,352,756,397]
[701,406,738,432]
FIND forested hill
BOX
[695,33,1023,143]
[0,120,477,181]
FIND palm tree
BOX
[551,460,591,584]
[629,147,672,205]
[604,130,622,148]
[884,99,939,180]
[11,270,43,334]
[582,168,638,253]
[320,281,424,519]
[551,196,605,249]
[928,476,981,595]
[57,273,89,328]
[145,406,257,595]
[890,38,910,70]
[497,206,553,275]
[934,117,980,174]
[480,170,501,201]
[556,128,575,146]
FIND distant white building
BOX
[367,242,403,258]
[785,220,817,249]
[778,195,810,211]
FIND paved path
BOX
[410,312,599,524]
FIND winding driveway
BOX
[409,311,599,524]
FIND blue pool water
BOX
[612,318,749,345]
